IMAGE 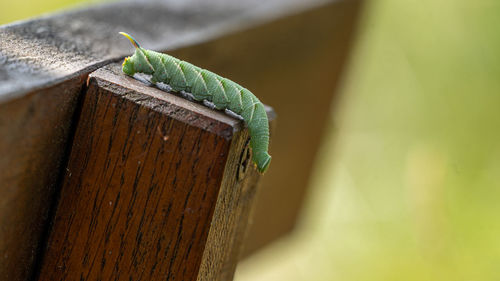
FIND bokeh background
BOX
[2,0,499,280]
[236,1,500,280]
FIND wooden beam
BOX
[0,0,331,102]
[0,75,86,281]
[0,1,361,279]
[34,63,273,281]
[166,0,364,256]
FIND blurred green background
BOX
[236,1,500,280]
[0,0,103,25]
[2,0,499,280]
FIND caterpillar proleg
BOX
[119,32,271,173]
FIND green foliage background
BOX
[2,0,499,280]
[0,0,104,25]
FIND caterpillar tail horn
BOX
[119,32,141,48]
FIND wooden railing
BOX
[0,0,362,280]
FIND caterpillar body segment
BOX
[120,32,271,173]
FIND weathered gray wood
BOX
[0,0,331,102]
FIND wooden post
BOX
[35,64,273,281]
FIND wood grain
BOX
[35,64,273,281]
[0,75,86,281]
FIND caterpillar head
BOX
[122,57,135,76]
[119,32,154,76]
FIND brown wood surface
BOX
[35,64,273,281]
[167,0,364,256]
[0,75,86,281]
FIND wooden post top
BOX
[89,64,243,139]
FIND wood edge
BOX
[88,64,276,139]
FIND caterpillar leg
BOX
[156,82,173,92]
[179,90,195,101]
[133,73,154,86]
[203,100,217,110]
[225,109,244,121]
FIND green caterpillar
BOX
[119,32,271,173]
